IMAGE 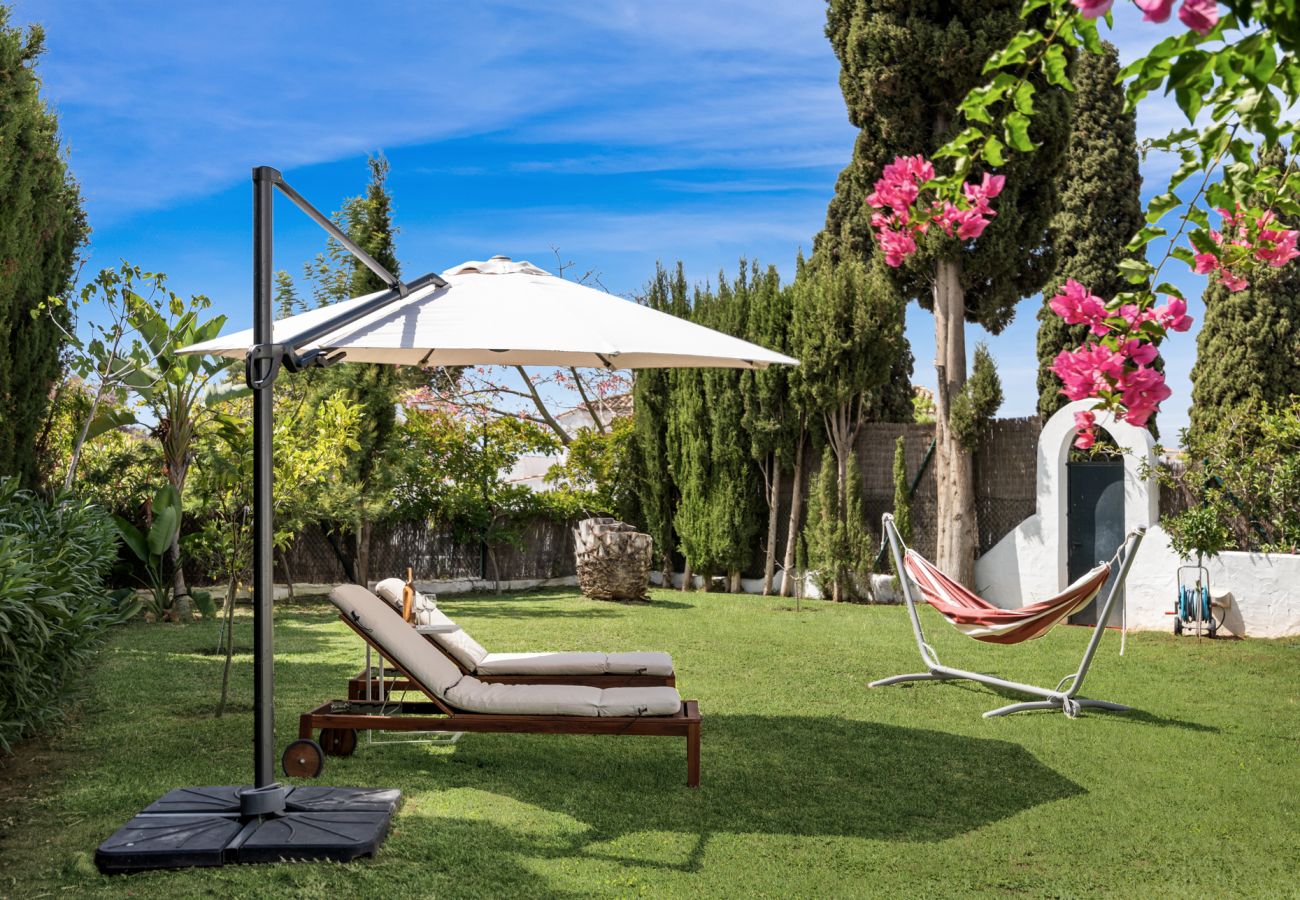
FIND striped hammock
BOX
[903,551,1112,645]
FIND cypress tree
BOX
[819,0,1070,584]
[666,283,716,585]
[0,13,87,488]
[1036,42,1145,423]
[631,263,682,584]
[891,435,911,547]
[704,264,762,592]
[804,447,872,601]
[1189,146,1300,434]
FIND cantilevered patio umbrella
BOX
[95,167,795,874]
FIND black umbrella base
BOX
[95,785,400,873]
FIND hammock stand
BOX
[871,514,1146,718]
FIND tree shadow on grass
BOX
[342,712,1085,875]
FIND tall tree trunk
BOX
[277,546,296,603]
[780,434,806,598]
[216,577,238,717]
[728,571,741,594]
[933,258,977,586]
[356,518,373,587]
[761,462,783,596]
[681,560,693,592]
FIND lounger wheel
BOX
[282,739,324,778]
[319,727,358,757]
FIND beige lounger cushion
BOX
[373,577,404,610]
[606,651,674,677]
[331,584,463,696]
[418,608,490,671]
[330,584,682,718]
[475,651,608,676]
[445,677,681,717]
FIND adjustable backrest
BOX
[372,579,489,671]
[330,584,464,697]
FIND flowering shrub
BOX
[1074,0,1220,33]
[1192,207,1300,293]
[866,155,1005,267]
[862,0,1300,434]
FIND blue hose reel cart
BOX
[1174,564,1220,637]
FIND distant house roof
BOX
[556,392,633,429]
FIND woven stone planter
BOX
[574,518,653,602]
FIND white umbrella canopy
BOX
[180,256,798,369]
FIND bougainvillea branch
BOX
[866,0,1300,431]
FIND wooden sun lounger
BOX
[346,622,677,701]
[290,613,701,788]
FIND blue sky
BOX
[13,1,1204,438]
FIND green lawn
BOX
[1,588,1297,898]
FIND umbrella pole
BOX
[94,167,403,873]
[250,166,279,798]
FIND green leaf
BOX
[983,135,1006,167]
[1004,111,1035,152]
[204,381,252,407]
[147,505,180,557]
[1042,44,1072,90]
[112,515,149,563]
[1013,81,1035,115]
[1154,282,1185,299]
[85,408,138,441]
[1145,192,1182,223]
[1118,258,1156,284]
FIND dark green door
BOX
[1067,459,1124,626]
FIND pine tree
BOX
[791,253,904,601]
[1036,42,1145,423]
[1189,146,1300,433]
[311,154,417,583]
[0,14,87,488]
[819,0,1070,584]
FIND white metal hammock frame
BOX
[871,513,1147,718]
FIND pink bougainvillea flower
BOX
[1178,0,1220,34]
[1154,297,1194,333]
[1118,304,1154,328]
[1049,279,1110,335]
[1072,409,1098,449]
[1218,269,1249,292]
[1070,0,1114,18]
[1119,366,1172,427]
[1193,252,1219,274]
[1119,337,1160,366]
[878,227,917,268]
[1255,226,1300,267]
[1135,0,1176,21]
[1052,344,1126,401]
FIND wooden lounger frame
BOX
[304,614,701,787]
[345,615,676,700]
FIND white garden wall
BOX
[974,400,1300,638]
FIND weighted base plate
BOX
[95,785,399,874]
